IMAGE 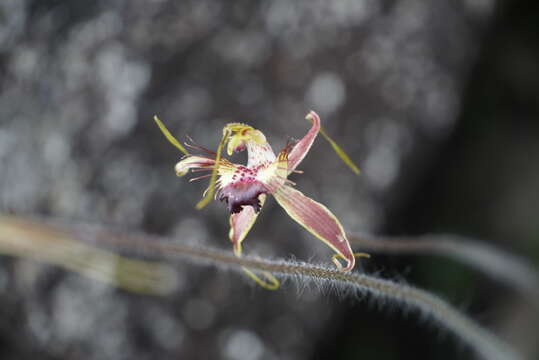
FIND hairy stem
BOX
[0,215,524,360]
[85,226,521,360]
[350,234,539,304]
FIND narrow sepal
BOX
[287,111,360,175]
[318,124,360,175]
[241,267,280,290]
[153,116,189,155]
[196,128,230,210]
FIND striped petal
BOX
[273,184,355,271]
[229,194,267,256]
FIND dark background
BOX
[0,1,538,359]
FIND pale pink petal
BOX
[229,194,267,256]
[246,141,276,168]
[273,184,355,271]
[287,111,320,173]
[175,156,215,176]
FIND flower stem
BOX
[0,216,524,360]
[349,233,539,306]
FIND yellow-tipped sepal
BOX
[195,128,230,210]
[153,115,190,155]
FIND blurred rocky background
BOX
[0,0,538,359]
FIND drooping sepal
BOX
[272,184,355,271]
[195,127,230,210]
[241,267,280,290]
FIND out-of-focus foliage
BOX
[0,215,178,295]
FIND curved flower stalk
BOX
[154,111,361,287]
[0,216,522,360]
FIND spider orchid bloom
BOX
[154,111,360,273]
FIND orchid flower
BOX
[154,111,365,288]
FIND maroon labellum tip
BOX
[218,182,266,214]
